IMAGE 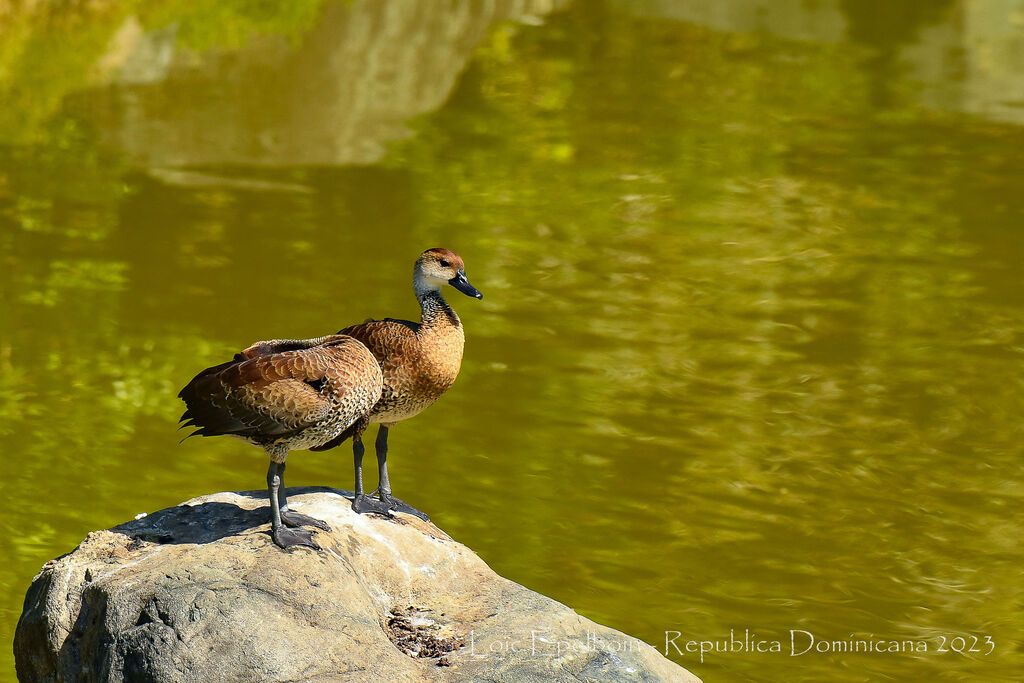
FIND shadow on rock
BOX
[113,486,356,546]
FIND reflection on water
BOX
[83,0,567,169]
[2,1,1023,681]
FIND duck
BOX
[177,248,481,548]
[178,334,383,550]
[310,247,482,521]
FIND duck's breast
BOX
[341,318,464,424]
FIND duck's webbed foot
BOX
[351,492,394,517]
[353,426,430,522]
[267,459,324,550]
[272,526,321,550]
[349,425,430,522]
[371,490,431,522]
[279,510,331,531]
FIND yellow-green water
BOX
[2,1,1023,680]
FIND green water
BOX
[2,1,1023,680]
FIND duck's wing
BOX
[178,335,382,440]
[235,335,342,360]
[180,335,342,391]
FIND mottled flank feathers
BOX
[178,335,382,446]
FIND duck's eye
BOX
[439,259,450,268]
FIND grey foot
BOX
[352,492,393,517]
[369,490,431,522]
[280,509,331,531]
[272,527,321,550]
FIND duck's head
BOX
[415,248,483,300]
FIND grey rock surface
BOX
[15,489,698,682]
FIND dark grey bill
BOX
[449,271,483,299]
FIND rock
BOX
[15,489,698,682]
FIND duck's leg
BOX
[266,456,319,550]
[276,462,331,531]
[373,426,430,521]
[351,420,391,517]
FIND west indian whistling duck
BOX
[178,335,383,549]
[310,248,482,520]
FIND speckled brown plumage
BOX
[179,335,382,453]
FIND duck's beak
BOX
[449,270,483,299]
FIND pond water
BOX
[2,1,1023,680]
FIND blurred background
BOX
[2,1,1023,680]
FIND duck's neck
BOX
[418,289,460,329]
